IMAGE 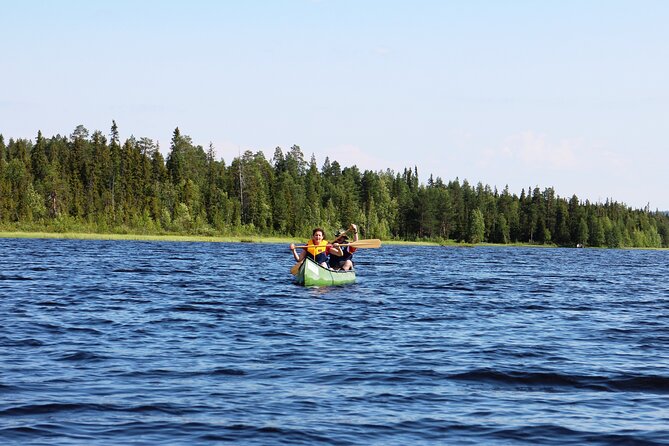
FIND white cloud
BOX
[479,131,626,173]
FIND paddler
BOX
[290,227,343,268]
[328,224,359,271]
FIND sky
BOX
[2,0,668,210]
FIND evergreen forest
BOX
[1,123,668,248]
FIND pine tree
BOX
[469,209,485,244]
[31,130,48,185]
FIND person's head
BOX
[334,229,348,243]
[312,228,325,242]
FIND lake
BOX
[1,238,668,445]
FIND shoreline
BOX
[1,231,665,250]
[0,231,290,244]
[0,231,441,246]
[0,231,438,246]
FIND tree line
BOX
[1,123,667,248]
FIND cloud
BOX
[479,131,626,173]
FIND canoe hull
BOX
[295,257,356,286]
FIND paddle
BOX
[290,228,350,276]
[291,239,382,250]
[289,239,382,275]
[290,259,304,276]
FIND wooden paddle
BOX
[289,239,382,275]
[340,238,382,249]
[290,228,351,276]
[291,239,382,249]
[290,259,304,276]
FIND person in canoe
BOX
[328,224,359,271]
[290,227,343,268]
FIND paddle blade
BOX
[347,239,382,249]
[290,260,304,276]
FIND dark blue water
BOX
[1,238,668,445]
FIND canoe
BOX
[295,257,356,286]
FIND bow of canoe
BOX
[295,257,356,286]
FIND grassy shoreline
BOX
[0,230,442,246]
[1,231,665,250]
[0,231,290,244]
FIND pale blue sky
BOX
[2,1,668,209]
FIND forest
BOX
[1,122,668,248]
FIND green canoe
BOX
[295,257,356,286]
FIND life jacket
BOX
[307,239,329,264]
[340,246,355,260]
[328,245,354,267]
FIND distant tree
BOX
[0,135,7,220]
[303,154,322,229]
[588,213,605,247]
[5,158,30,220]
[495,213,510,244]
[469,208,485,244]
[166,127,185,185]
[554,200,571,245]
[577,217,589,246]
[31,130,48,184]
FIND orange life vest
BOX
[307,239,328,263]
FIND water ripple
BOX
[1,240,668,445]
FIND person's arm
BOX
[349,224,359,253]
[290,243,304,262]
[349,223,359,242]
[329,243,344,257]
